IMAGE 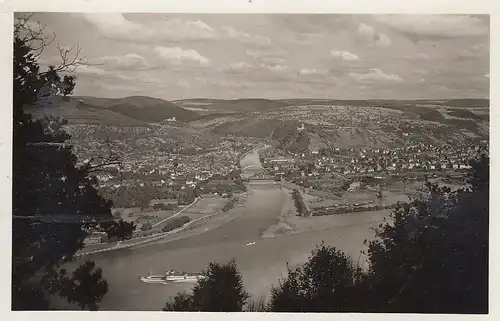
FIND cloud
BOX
[373,14,489,39]
[400,53,432,62]
[80,13,272,47]
[194,76,249,89]
[245,49,286,64]
[80,13,216,42]
[455,43,489,60]
[473,43,489,52]
[295,68,336,86]
[375,34,392,47]
[330,50,360,61]
[226,62,255,70]
[413,53,431,60]
[75,65,113,77]
[222,26,272,46]
[349,68,404,82]
[223,62,289,74]
[162,19,216,40]
[94,53,151,70]
[264,64,289,72]
[153,46,211,66]
[81,13,149,41]
[357,23,391,47]
[298,68,327,76]
[73,65,137,82]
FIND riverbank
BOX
[261,183,393,239]
[75,194,242,257]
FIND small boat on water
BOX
[141,269,205,284]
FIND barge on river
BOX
[140,269,205,284]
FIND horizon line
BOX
[73,95,491,102]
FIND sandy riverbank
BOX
[262,184,393,239]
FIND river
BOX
[59,146,386,310]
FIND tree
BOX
[101,219,135,241]
[361,153,489,313]
[12,15,112,310]
[45,261,108,311]
[268,242,359,312]
[163,259,249,312]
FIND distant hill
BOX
[278,98,490,108]
[25,96,198,125]
[189,97,488,151]
[173,98,288,113]
[213,118,288,138]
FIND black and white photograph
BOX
[7,6,491,315]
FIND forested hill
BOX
[25,95,198,126]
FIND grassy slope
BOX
[26,96,198,125]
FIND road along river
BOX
[58,147,388,310]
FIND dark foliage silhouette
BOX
[100,219,135,241]
[268,242,360,312]
[12,15,112,310]
[360,153,489,313]
[163,259,249,312]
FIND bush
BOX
[292,189,308,216]
[222,198,235,212]
[163,259,249,312]
[152,203,176,211]
[162,216,190,233]
[141,223,152,231]
[268,242,359,312]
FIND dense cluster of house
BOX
[66,123,259,192]
[263,140,487,178]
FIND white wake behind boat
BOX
[140,269,204,284]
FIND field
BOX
[113,208,177,229]
[181,197,229,220]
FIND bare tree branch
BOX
[15,14,56,58]
[80,138,123,175]
[15,14,95,76]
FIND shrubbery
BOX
[222,198,235,212]
[140,222,152,231]
[163,260,248,312]
[161,216,191,232]
[152,203,176,211]
[292,189,308,216]
[313,203,398,216]
[100,219,135,241]
[269,242,360,312]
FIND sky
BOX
[27,13,490,100]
